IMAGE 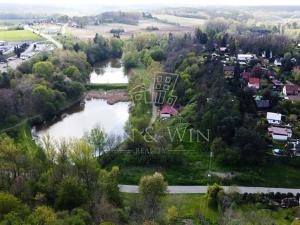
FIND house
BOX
[219,47,227,53]
[274,58,283,66]
[272,79,284,90]
[241,71,251,82]
[267,112,282,125]
[283,84,298,96]
[160,105,178,119]
[237,54,254,62]
[223,66,235,78]
[255,99,270,109]
[248,78,260,89]
[268,127,292,141]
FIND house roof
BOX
[161,105,178,116]
[267,112,282,121]
[268,127,292,136]
[255,100,270,109]
[272,79,283,86]
[284,84,298,93]
[248,78,260,86]
[220,47,227,51]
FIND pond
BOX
[36,99,130,141]
[89,58,128,84]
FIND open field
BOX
[154,14,207,27]
[66,19,195,40]
[0,30,42,41]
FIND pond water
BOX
[90,59,128,84]
[36,99,130,141]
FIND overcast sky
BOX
[1,0,300,6]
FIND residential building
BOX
[248,78,260,89]
[272,79,283,90]
[268,127,292,141]
[283,84,298,96]
[160,105,178,119]
[267,112,282,125]
[223,66,235,78]
[255,99,270,109]
[237,54,254,62]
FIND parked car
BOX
[272,149,285,156]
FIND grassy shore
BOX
[85,83,128,90]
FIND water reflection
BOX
[90,59,128,84]
[36,99,130,141]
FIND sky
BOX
[1,0,300,6]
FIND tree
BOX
[139,172,167,219]
[27,206,58,225]
[55,177,88,210]
[195,28,208,44]
[68,139,100,189]
[0,192,28,219]
[85,126,107,156]
[207,184,224,208]
[123,51,139,69]
[32,61,54,77]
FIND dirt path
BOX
[148,79,158,128]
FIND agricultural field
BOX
[0,29,42,41]
[65,19,194,41]
[153,14,207,27]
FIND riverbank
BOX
[85,90,129,105]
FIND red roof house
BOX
[160,105,178,118]
[248,78,260,89]
[268,127,292,141]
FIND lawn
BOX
[0,30,43,41]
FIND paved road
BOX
[24,25,63,49]
[119,185,300,194]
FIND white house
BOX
[268,127,292,141]
[237,54,254,61]
[267,112,282,125]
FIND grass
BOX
[85,83,128,90]
[121,193,219,224]
[0,30,43,41]
[121,192,298,224]
[236,204,297,225]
